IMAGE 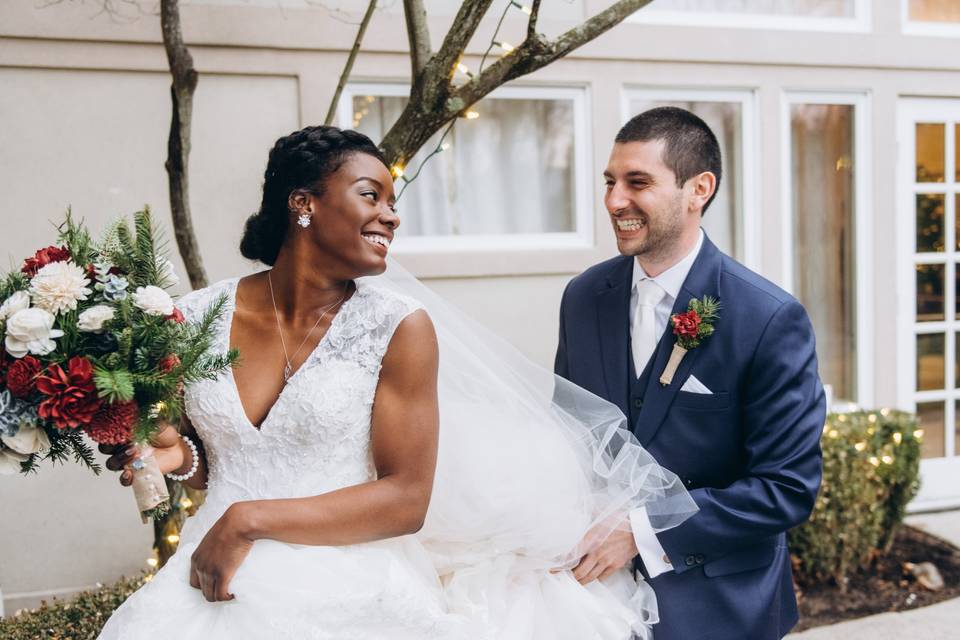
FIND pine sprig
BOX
[0,270,28,300]
[689,296,721,327]
[56,208,94,267]
[131,208,164,288]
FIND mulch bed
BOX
[793,524,960,631]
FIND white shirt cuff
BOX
[630,506,673,578]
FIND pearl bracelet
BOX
[166,435,199,482]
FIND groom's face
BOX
[603,139,687,259]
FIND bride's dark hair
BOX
[239,125,388,266]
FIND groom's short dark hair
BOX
[616,106,723,214]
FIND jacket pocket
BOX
[673,390,730,411]
[703,542,776,578]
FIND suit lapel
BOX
[634,235,723,446]
[595,257,633,418]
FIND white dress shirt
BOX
[628,229,704,578]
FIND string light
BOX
[880,407,891,416]
[914,429,924,439]
[166,534,180,545]
[867,413,877,423]
[494,40,515,53]
[827,429,839,439]
[441,143,451,151]
[465,110,480,120]
[893,432,903,444]
[868,456,880,467]
[455,62,475,78]
[854,442,867,451]
[390,165,406,179]
[179,498,194,510]
[510,0,533,15]
[143,574,154,583]
[146,557,158,568]
[882,455,894,464]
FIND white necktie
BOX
[632,279,665,377]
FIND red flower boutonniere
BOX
[659,296,720,386]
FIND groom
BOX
[555,107,825,639]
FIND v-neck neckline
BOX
[223,275,359,432]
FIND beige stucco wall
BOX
[2,0,960,613]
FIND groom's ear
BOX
[686,171,717,216]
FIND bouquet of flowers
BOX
[0,208,237,521]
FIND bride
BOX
[97,126,694,639]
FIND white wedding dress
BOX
[98,274,692,640]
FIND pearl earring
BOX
[297,213,312,228]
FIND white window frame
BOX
[628,0,871,33]
[896,98,960,511]
[619,86,760,271]
[339,82,594,254]
[901,0,960,37]
[780,91,873,408]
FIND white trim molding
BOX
[780,90,873,408]
[619,85,760,271]
[339,82,594,256]
[897,97,960,511]
[629,0,871,33]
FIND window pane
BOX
[916,123,945,183]
[917,264,945,321]
[909,0,960,23]
[917,401,946,459]
[917,333,945,391]
[626,99,741,259]
[648,0,854,17]
[791,103,855,400]
[353,94,576,236]
[917,193,945,252]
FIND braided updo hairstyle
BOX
[239,125,388,265]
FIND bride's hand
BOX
[189,504,256,602]
[100,423,185,486]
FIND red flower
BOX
[165,308,185,324]
[6,356,42,398]
[22,246,71,277]
[672,310,702,340]
[35,356,102,429]
[85,400,138,445]
[159,354,181,373]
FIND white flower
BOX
[0,291,30,322]
[1,421,49,456]
[4,307,64,358]
[156,256,180,288]
[132,285,174,316]
[30,261,92,315]
[0,446,30,475]
[77,304,115,333]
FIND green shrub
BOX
[789,409,922,589]
[0,574,149,640]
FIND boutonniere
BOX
[659,296,720,386]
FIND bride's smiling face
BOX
[293,152,399,278]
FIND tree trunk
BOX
[161,0,206,291]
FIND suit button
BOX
[695,554,705,564]
[633,398,643,409]
[684,555,696,567]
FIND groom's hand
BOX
[572,528,638,585]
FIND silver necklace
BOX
[267,271,348,383]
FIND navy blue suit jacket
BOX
[555,235,825,640]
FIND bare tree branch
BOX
[526,0,542,41]
[455,0,655,110]
[325,0,378,126]
[160,0,206,291]
[418,0,495,107]
[403,0,432,78]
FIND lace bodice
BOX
[175,276,423,533]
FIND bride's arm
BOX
[237,309,440,543]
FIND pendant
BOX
[283,363,293,383]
